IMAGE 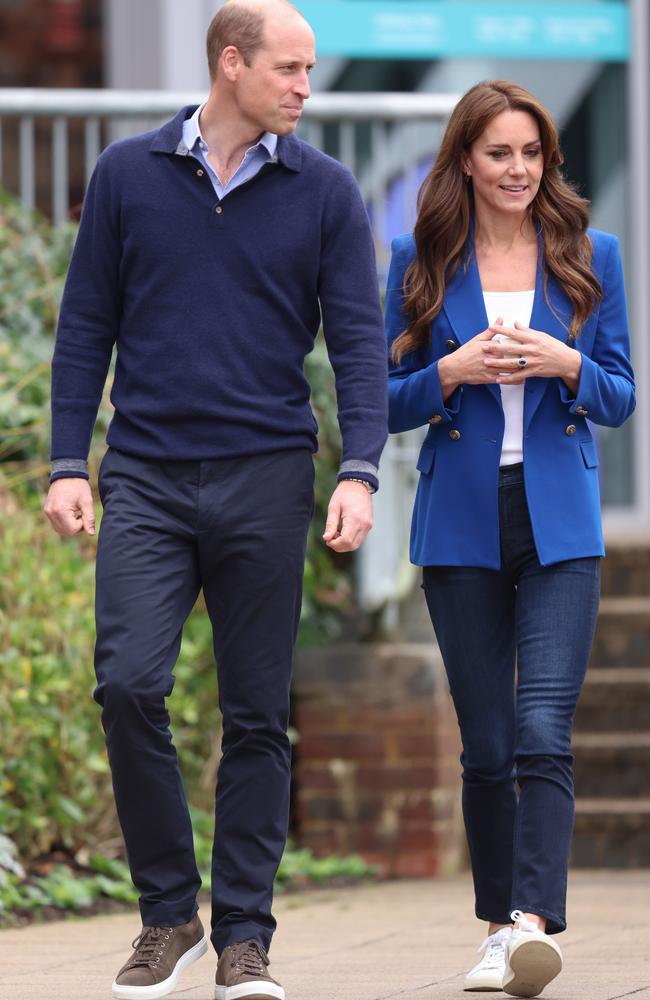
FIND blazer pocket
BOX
[580,439,599,469]
[416,443,436,476]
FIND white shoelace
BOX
[477,926,512,969]
[510,909,540,934]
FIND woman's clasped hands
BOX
[482,320,582,388]
[438,319,582,399]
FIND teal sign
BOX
[300,2,630,60]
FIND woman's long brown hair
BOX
[392,80,602,365]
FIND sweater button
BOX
[429,414,442,425]
[565,424,577,436]
[449,429,461,441]
[215,205,223,214]
[196,168,204,177]
[445,339,457,351]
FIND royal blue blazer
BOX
[386,229,636,568]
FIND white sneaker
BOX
[464,926,512,991]
[502,910,563,997]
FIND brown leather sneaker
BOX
[214,939,285,999]
[112,913,208,998]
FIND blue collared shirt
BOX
[181,104,278,199]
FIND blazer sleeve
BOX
[386,237,462,434]
[558,235,636,427]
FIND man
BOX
[45,0,387,997]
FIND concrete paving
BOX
[1,871,649,1000]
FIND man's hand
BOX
[323,480,373,553]
[44,478,96,536]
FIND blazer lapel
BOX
[441,228,574,420]
[442,247,501,405]
[523,245,573,431]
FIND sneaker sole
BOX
[464,969,504,991]
[214,983,285,1000]
[464,987,503,992]
[112,936,209,999]
[503,939,562,998]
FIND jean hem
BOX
[475,908,513,926]
[510,903,566,935]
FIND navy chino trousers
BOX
[422,462,600,933]
[94,446,314,953]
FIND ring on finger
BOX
[517,356,527,368]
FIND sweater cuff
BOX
[50,458,89,484]
[337,459,379,494]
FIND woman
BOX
[385,80,635,997]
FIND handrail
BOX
[0,88,460,120]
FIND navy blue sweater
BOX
[51,107,388,489]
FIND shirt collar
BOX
[152,107,300,171]
[181,103,278,161]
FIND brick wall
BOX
[293,642,463,877]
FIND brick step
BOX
[590,597,650,668]
[571,798,650,867]
[600,542,650,597]
[573,732,650,797]
[575,668,650,731]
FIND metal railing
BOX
[0,88,458,254]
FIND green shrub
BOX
[0,808,376,923]
[0,195,79,477]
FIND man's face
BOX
[234,15,316,135]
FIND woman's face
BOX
[464,109,544,219]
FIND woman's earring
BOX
[464,173,471,184]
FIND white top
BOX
[482,290,535,467]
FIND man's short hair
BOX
[206,4,266,77]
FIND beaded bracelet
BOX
[340,477,376,494]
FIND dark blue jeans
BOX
[422,463,600,934]
[94,447,314,953]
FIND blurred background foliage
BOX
[0,194,373,920]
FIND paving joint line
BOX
[374,972,464,998]
[281,931,397,965]
[604,988,650,1000]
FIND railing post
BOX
[19,116,35,213]
[51,117,69,225]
